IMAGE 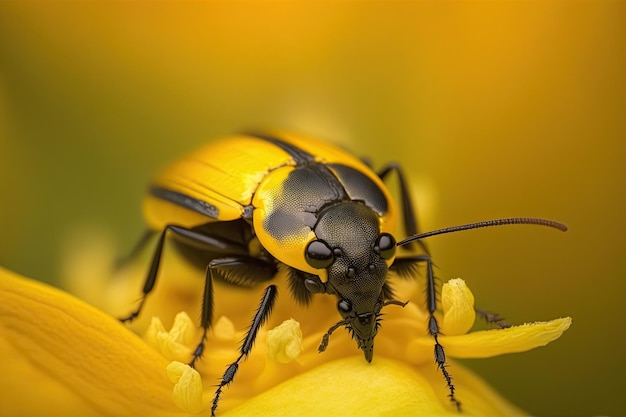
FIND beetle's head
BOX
[304,202,396,361]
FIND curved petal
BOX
[408,318,572,359]
[221,356,528,417]
[0,267,189,417]
[0,266,569,416]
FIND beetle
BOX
[120,132,567,415]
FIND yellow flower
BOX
[0,262,571,417]
[0,267,180,417]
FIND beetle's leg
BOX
[207,256,277,288]
[475,308,512,329]
[190,255,277,367]
[377,163,428,253]
[392,254,461,411]
[189,260,214,368]
[212,285,278,417]
[119,224,248,323]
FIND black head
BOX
[304,202,396,361]
[303,207,569,362]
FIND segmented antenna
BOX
[397,217,567,247]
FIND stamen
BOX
[167,361,204,413]
[144,312,194,361]
[441,279,476,336]
[266,319,302,363]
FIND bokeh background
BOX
[0,2,623,416]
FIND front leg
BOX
[392,254,461,411]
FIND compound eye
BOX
[374,233,396,260]
[305,239,335,269]
[337,299,352,314]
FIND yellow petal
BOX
[0,333,102,417]
[440,278,476,336]
[0,267,185,417]
[266,318,302,364]
[409,317,572,359]
[167,361,204,413]
[221,356,527,417]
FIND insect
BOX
[120,132,567,415]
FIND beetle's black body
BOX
[120,132,567,415]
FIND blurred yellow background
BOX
[0,1,623,416]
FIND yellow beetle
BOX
[121,132,567,415]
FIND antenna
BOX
[397,217,567,247]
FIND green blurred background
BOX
[0,2,623,416]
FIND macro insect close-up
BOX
[118,131,567,416]
[3,3,622,416]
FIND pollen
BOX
[266,318,303,363]
[440,278,476,336]
[144,312,195,361]
[214,315,237,341]
[167,361,204,413]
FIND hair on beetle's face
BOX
[304,202,397,361]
